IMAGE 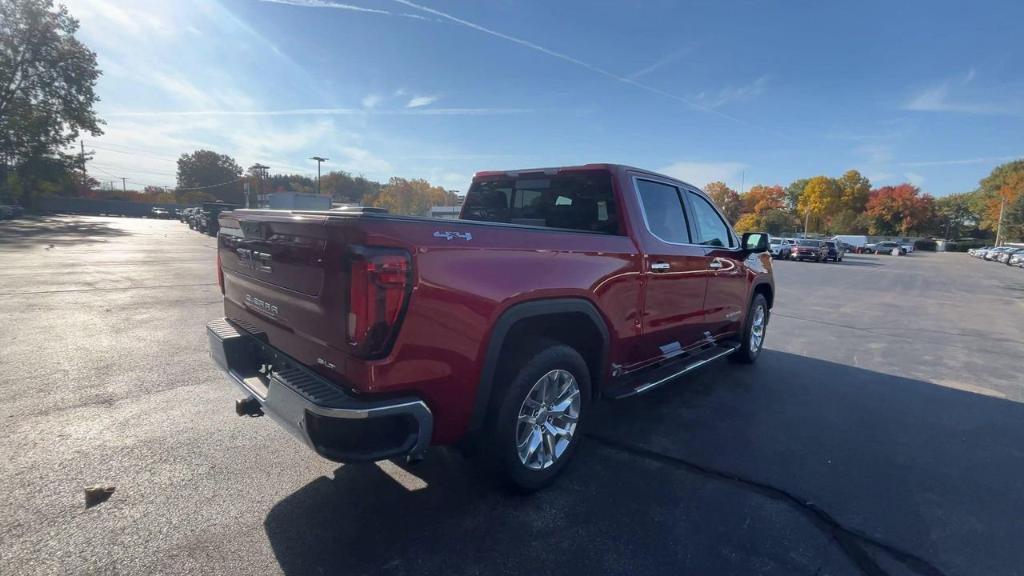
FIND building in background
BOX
[266,192,332,210]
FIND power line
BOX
[84,142,180,163]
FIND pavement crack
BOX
[586,434,948,576]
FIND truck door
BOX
[683,189,748,338]
[631,177,713,368]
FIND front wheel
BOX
[730,293,769,364]
[479,342,590,492]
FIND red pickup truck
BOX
[208,164,774,490]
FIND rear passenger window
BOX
[687,191,734,248]
[636,179,690,244]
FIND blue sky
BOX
[67,0,1024,195]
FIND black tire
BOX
[477,341,591,492]
[730,293,769,364]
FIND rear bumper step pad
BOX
[207,318,432,462]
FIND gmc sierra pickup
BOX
[208,164,774,490]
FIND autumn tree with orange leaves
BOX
[865,184,936,236]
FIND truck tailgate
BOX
[217,210,413,370]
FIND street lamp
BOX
[310,156,328,195]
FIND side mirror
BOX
[742,232,769,253]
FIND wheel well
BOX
[753,283,773,309]
[495,312,605,399]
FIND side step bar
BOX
[606,343,741,400]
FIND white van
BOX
[833,235,868,252]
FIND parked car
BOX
[769,237,792,260]
[824,240,844,262]
[793,239,828,261]
[984,247,1012,261]
[1009,252,1024,268]
[197,202,241,235]
[900,241,915,254]
[150,207,171,219]
[873,241,907,255]
[997,248,1024,264]
[207,163,775,490]
[0,204,24,219]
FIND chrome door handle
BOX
[708,259,723,270]
[650,262,671,272]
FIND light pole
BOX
[310,156,328,195]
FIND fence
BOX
[36,196,190,218]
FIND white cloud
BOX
[855,143,895,164]
[963,68,976,85]
[254,0,431,20]
[337,146,393,175]
[692,76,770,109]
[362,94,381,108]
[406,95,438,108]
[657,161,748,188]
[627,44,697,80]
[391,0,755,126]
[904,82,1015,115]
[104,107,528,118]
[899,155,1022,167]
[904,171,925,186]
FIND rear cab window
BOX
[635,179,690,244]
[461,171,620,234]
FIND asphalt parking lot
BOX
[2,215,1023,576]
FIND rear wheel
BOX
[730,293,768,364]
[479,342,590,492]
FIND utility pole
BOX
[310,156,328,195]
[121,177,127,194]
[80,141,87,188]
[740,171,745,195]
[251,163,269,208]
[804,209,810,237]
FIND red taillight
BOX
[347,247,411,358]
[216,250,225,294]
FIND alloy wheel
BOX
[516,369,581,470]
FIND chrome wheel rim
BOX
[750,304,766,352]
[516,369,580,470]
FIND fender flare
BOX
[750,279,774,309]
[469,298,610,432]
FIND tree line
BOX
[705,161,1024,241]
[2,0,1021,240]
[171,148,457,215]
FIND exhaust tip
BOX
[235,396,264,418]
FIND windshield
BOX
[797,240,819,246]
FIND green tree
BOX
[829,209,870,234]
[0,0,103,205]
[176,150,243,204]
[785,178,809,211]
[704,181,742,223]
[934,192,978,239]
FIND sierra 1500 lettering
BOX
[207,164,774,490]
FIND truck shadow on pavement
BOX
[0,215,129,249]
[264,350,1024,576]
